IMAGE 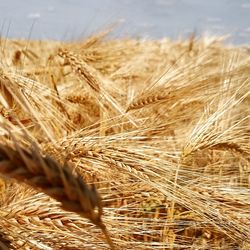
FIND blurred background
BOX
[0,0,250,44]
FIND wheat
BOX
[0,34,249,249]
[0,141,114,249]
[126,90,171,111]
[58,49,100,92]
[58,48,137,127]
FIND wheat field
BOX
[0,31,249,249]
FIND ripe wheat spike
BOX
[0,140,114,249]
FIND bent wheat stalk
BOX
[0,142,115,249]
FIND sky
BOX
[0,0,250,44]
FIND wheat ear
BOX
[126,90,170,112]
[58,48,137,128]
[58,48,100,92]
[0,142,115,249]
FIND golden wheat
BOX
[0,33,249,249]
[0,139,114,249]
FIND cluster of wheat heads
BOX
[0,33,249,249]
